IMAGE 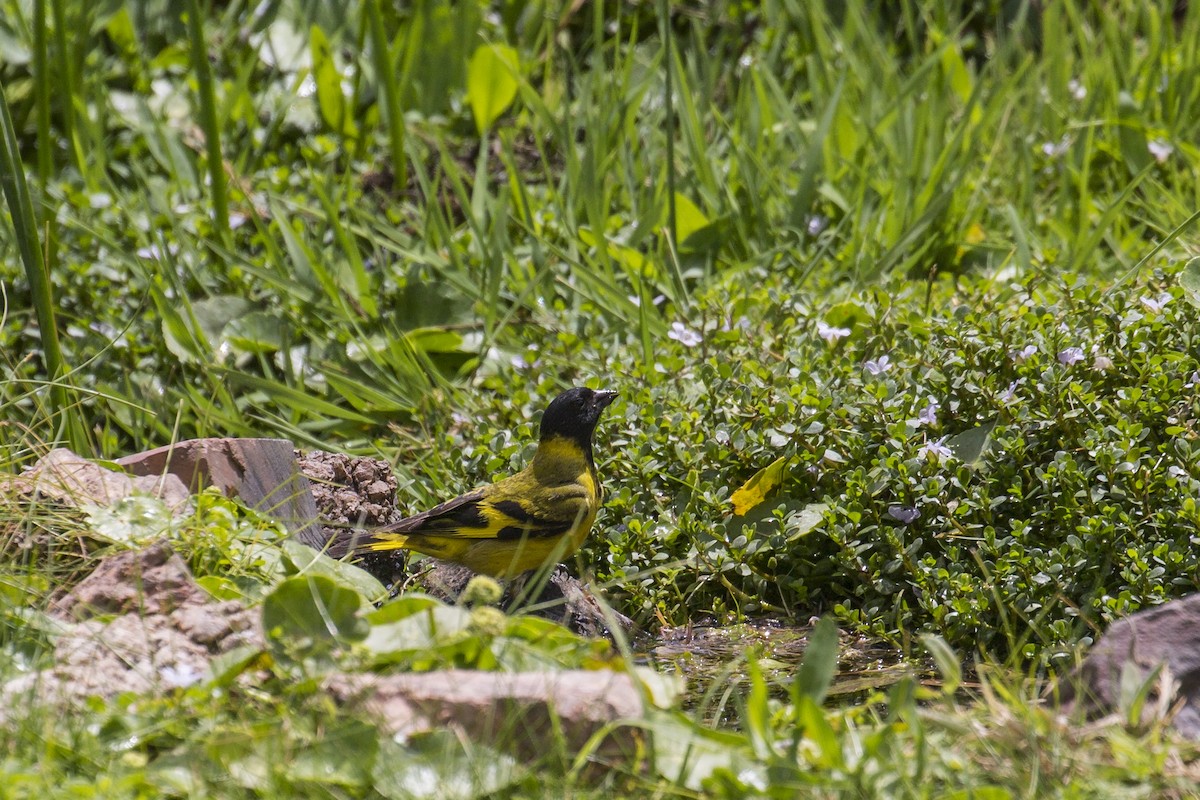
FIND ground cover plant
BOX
[4,0,1200,795]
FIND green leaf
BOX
[946,418,997,467]
[1179,257,1200,308]
[362,598,475,665]
[824,300,870,331]
[642,710,759,791]
[731,455,789,516]
[785,502,829,539]
[795,694,842,769]
[289,719,377,788]
[372,732,523,800]
[743,655,772,759]
[84,495,175,547]
[920,633,962,695]
[466,44,519,135]
[310,24,358,139]
[208,643,265,687]
[794,616,838,705]
[261,575,369,663]
[673,192,712,247]
[279,539,388,604]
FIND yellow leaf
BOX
[672,193,710,243]
[731,455,790,517]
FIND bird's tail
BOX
[323,529,410,559]
[354,531,412,553]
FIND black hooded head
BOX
[538,387,618,448]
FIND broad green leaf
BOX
[946,418,997,467]
[672,192,710,243]
[289,719,376,788]
[279,539,387,603]
[1180,257,1200,308]
[224,310,288,355]
[192,295,254,348]
[372,732,523,800]
[406,327,467,354]
[362,601,472,660]
[642,709,760,791]
[940,789,1012,800]
[84,495,175,546]
[208,643,265,687]
[824,300,870,332]
[466,44,519,134]
[785,502,829,539]
[261,575,368,662]
[731,455,790,516]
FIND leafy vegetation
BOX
[4,0,1200,795]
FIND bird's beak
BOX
[594,390,618,409]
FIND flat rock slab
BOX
[118,438,322,542]
[327,669,644,763]
[1061,593,1200,737]
[0,447,191,515]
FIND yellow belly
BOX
[393,506,596,576]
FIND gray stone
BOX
[1060,594,1200,737]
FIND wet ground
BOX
[647,619,917,716]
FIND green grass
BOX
[4,0,1200,795]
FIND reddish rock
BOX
[327,669,644,762]
[118,438,322,544]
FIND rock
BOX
[53,541,195,618]
[0,448,191,515]
[295,450,400,546]
[118,438,322,544]
[2,543,261,714]
[326,669,644,762]
[1060,594,1200,737]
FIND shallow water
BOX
[645,619,915,718]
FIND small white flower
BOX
[999,381,1019,404]
[807,215,829,236]
[1141,293,1171,314]
[1042,137,1071,158]
[160,663,203,689]
[920,438,953,461]
[1057,347,1085,366]
[1012,345,1038,363]
[1169,465,1187,479]
[667,322,702,347]
[1068,78,1087,101]
[817,321,851,345]
[864,355,891,375]
[1148,139,1174,163]
[1187,371,1200,388]
[1093,353,1114,371]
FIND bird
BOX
[340,387,618,577]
